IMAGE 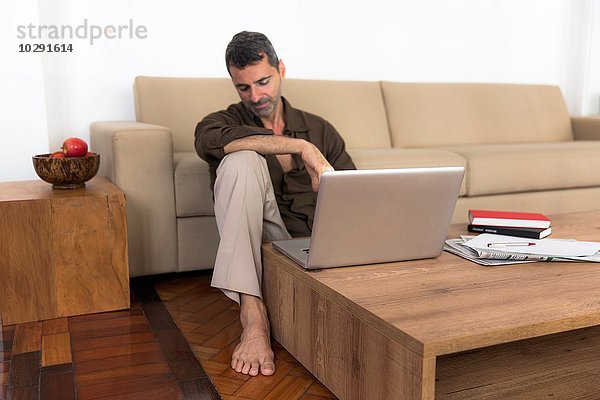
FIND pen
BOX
[487,242,536,248]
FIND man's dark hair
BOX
[225,31,279,74]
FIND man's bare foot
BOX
[231,294,275,376]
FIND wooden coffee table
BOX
[262,210,600,399]
[0,177,129,325]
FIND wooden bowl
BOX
[32,153,100,189]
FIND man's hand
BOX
[299,141,334,192]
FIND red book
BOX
[468,209,551,229]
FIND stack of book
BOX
[467,209,552,239]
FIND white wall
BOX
[586,1,600,114]
[1,0,597,182]
[1,1,49,181]
[563,0,597,116]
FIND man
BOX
[195,31,355,377]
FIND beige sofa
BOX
[90,77,600,277]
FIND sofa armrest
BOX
[346,147,468,196]
[572,116,600,140]
[90,121,177,277]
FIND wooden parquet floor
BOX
[154,272,337,400]
[0,271,337,400]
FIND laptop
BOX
[272,166,465,269]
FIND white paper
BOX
[463,233,600,257]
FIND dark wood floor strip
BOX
[130,281,178,332]
[1,325,14,399]
[7,386,38,400]
[8,351,39,390]
[132,277,221,400]
[40,363,76,400]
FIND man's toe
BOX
[249,360,260,376]
[242,359,255,375]
[260,361,276,376]
[234,359,244,373]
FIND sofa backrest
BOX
[381,82,573,147]
[134,77,239,153]
[134,76,391,152]
[283,79,391,148]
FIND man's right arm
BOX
[223,135,333,192]
[195,110,332,191]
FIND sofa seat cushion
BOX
[347,148,468,196]
[174,152,214,217]
[443,141,600,196]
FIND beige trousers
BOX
[211,151,291,304]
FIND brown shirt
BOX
[194,97,356,237]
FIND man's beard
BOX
[247,95,279,119]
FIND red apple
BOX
[85,151,94,157]
[50,151,65,158]
[61,137,88,157]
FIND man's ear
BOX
[279,60,286,79]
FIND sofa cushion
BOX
[174,152,214,217]
[284,80,391,149]
[443,141,600,196]
[347,148,468,196]
[177,216,219,271]
[382,82,573,147]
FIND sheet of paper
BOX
[463,233,600,257]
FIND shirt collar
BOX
[281,97,309,134]
[246,96,309,136]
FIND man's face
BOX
[229,56,285,120]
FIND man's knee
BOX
[217,150,267,176]
[215,150,271,193]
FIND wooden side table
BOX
[0,176,129,325]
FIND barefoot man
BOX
[195,31,355,376]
